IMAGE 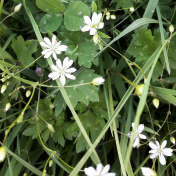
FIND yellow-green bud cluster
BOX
[106,12,116,20]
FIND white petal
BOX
[137,124,144,133]
[98,22,104,29]
[44,50,52,58]
[65,68,77,73]
[81,25,91,32]
[48,72,59,79]
[96,163,103,174]
[56,59,63,70]
[155,141,160,149]
[92,12,102,24]
[162,148,173,156]
[57,45,68,51]
[40,42,50,48]
[84,167,97,176]
[60,75,66,86]
[52,74,60,80]
[101,164,110,175]
[141,167,157,176]
[104,174,116,176]
[150,153,158,159]
[44,37,52,46]
[132,123,135,129]
[159,154,166,165]
[52,51,57,60]
[161,140,167,150]
[63,57,69,69]
[139,134,146,139]
[51,65,60,72]
[42,49,51,55]
[90,28,97,35]
[83,16,92,25]
[149,149,157,154]
[52,35,56,46]
[55,41,61,48]
[133,137,139,148]
[65,74,76,80]
[149,142,158,150]
[55,50,62,55]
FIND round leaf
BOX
[39,13,63,33]
[64,1,90,31]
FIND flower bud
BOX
[93,34,99,44]
[1,78,6,82]
[49,104,54,109]
[23,173,27,176]
[6,81,10,86]
[99,43,103,50]
[0,146,6,162]
[169,25,174,33]
[111,15,116,20]
[5,103,11,111]
[2,72,6,77]
[1,84,7,93]
[141,167,157,176]
[35,67,43,76]
[49,160,53,167]
[92,77,105,85]
[14,3,22,13]
[135,84,144,96]
[42,170,46,176]
[106,15,110,20]
[106,12,110,16]
[51,94,56,99]
[47,123,55,133]
[17,112,24,123]
[170,136,175,144]
[129,7,134,12]
[152,98,159,109]
[26,90,31,98]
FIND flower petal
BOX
[52,35,56,46]
[40,42,50,48]
[48,72,59,79]
[52,51,57,60]
[60,75,66,86]
[96,163,103,174]
[101,164,110,175]
[42,49,51,55]
[55,50,62,55]
[92,12,102,24]
[65,73,76,80]
[149,142,158,150]
[159,153,166,165]
[51,64,60,72]
[57,45,68,51]
[83,16,92,25]
[155,141,160,149]
[132,123,135,129]
[137,124,144,133]
[44,50,52,58]
[90,28,97,35]
[44,37,52,46]
[161,140,167,150]
[63,57,69,69]
[104,174,116,176]
[81,25,91,32]
[133,137,139,148]
[98,22,104,29]
[65,68,77,73]
[141,167,157,176]
[139,134,146,139]
[162,148,173,156]
[52,74,60,80]
[149,149,157,154]
[84,167,97,176]
[56,59,63,70]
[150,153,158,159]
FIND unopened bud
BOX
[111,15,116,19]
[152,98,159,109]
[1,84,7,93]
[5,103,11,111]
[2,72,6,77]
[17,112,24,123]
[170,136,175,144]
[92,77,105,85]
[35,67,43,76]
[129,7,134,12]
[99,43,103,50]
[23,173,27,176]
[49,160,53,167]
[49,104,54,109]
[141,167,157,176]
[47,123,55,133]
[135,84,144,96]
[26,90,31,98]
[6,81,10,86]
[42,170,46,176]
[93,34,99,44]
[169,25,174,33]
[0,146,6,162]
[14,3,22,13]
[106,12,110,16]
[1,78,6,82]
[51,94,56,99]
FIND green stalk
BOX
[0,0,4,19]
[107,73,127,176]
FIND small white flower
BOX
[141,167,157,176]
[81,12,104,35]
[127,123,147,148]
[48,57,76,86]
[40,35,68,60]
[149,140,173,165]
[129,7,135,12]
[84,163,116,176]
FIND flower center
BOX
[91,23,99,29]
[51,47,55,50]
[60,70,65,74]
[158,149,161,154]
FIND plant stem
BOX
[0,0,4,20]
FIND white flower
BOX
[92,77,105,85]
[127,123,147,148]
[141,167,157,176]
[149,140,173,165]
[48,57,76,86]
[84,163,116,176]
[81,12,104,35]
[40,35,68,60]
[129,7,134,12]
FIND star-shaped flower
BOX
[81,12,104,35]
[48,57,76,86]
[40,35,68,60]
[84,163,116,176]
[127,123,147,148]
[149,140,173,165]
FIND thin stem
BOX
[0,0,4,19]
[152,158,156,170]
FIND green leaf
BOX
[39,13,63,33]
[98,31,111,39]
[159,5,172,19]
[11,36,38,67]
[36,0,65,13]
[116,0,133,10]
[64,1,90,31]
[92,1,97,13]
